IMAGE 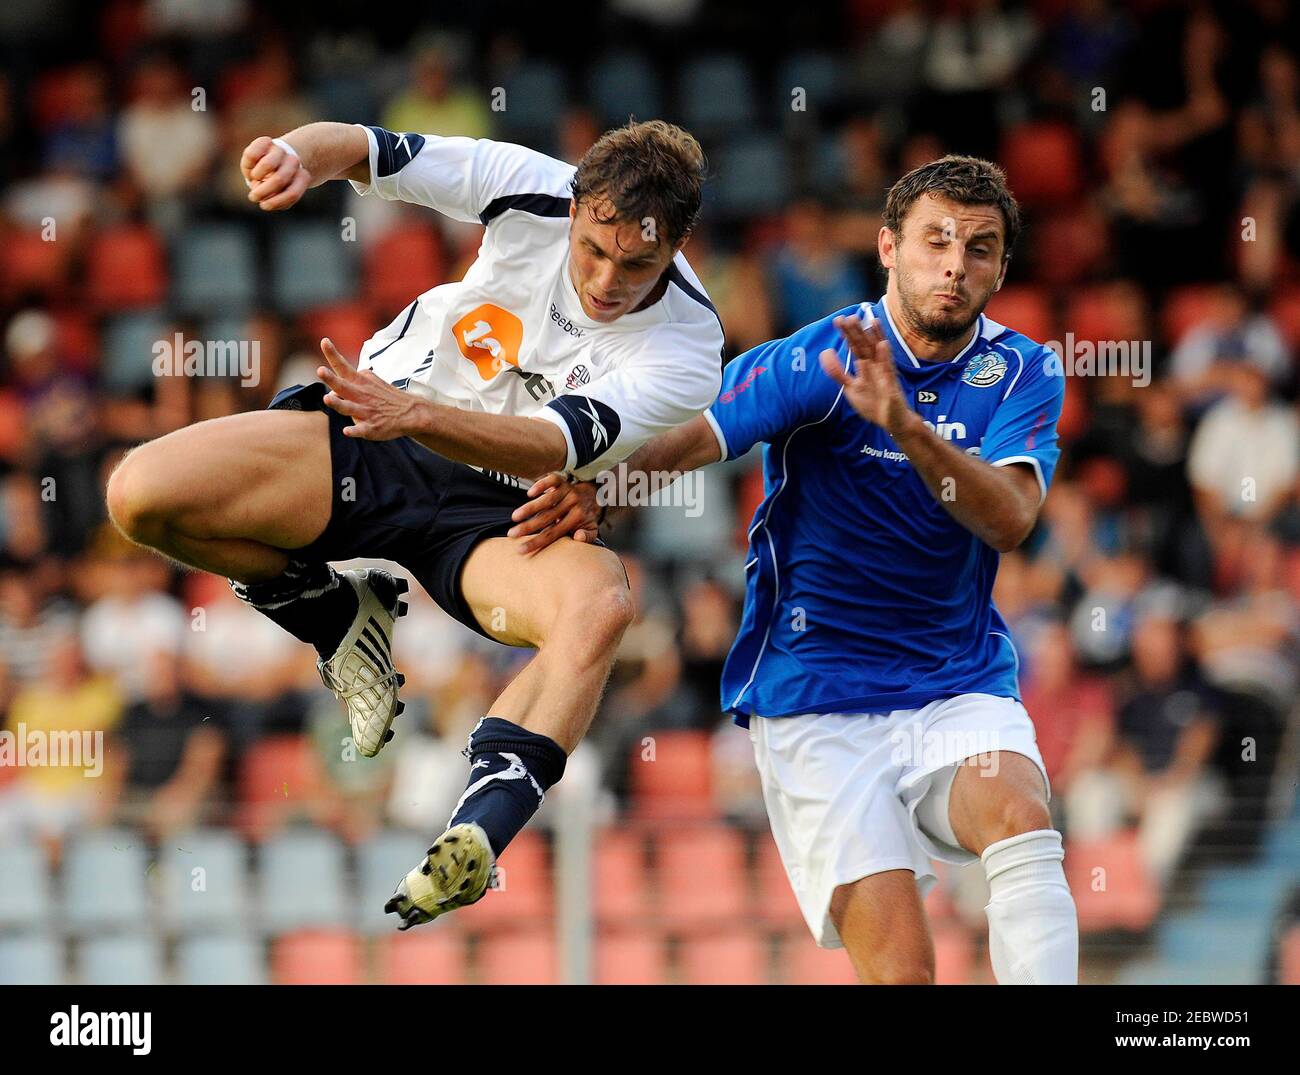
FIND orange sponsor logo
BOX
[451,304,524,381]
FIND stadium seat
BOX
[1064,831,1160,933]
[712,134,790,218]
[773,51,842,119]
[678,54,757,134]
[1277,923,1300,986]
[1030,204,1110,286]
[588,53,664,126]
[171,222,258,315]
[1000,122,1083,207]
[984,285,1055,345]
[476,928,557,985]
[594,929,669,985]
[257,827,350,933]
[158,828,251,933]
[175,934,267,985]
[630,730,716,820]
[1,228,71,300]
[0,840,52,930]
[1157,912,1271,974]
[79,934,165,985]
[61,827,152,934]
[272,928,363,985]
[376,929,470,985]
[455,829,551,927]
[594,828,650,923]
[1268,283,1300,351]
[496,60,568,139]
[52,306,100,373]
[753,834,805,928]
[782,933,857,984]
[1198,865,1294,916]
[1064,282,1148,346]
[86,225,167,310]
[355,828,432,935]
[932,924,975,985]
[0,934,64,985]
[299,302,376,364]
[364,224,444,311]
[101,310,170,391]
[678,929,770,985]
[271,222,357,313]
[236,733,318,842]
[654,825,749,928]
[1160,284,1224,348]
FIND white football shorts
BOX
[749,693,1050,948]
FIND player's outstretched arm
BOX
[507,416,723,555]
[823,315,1041,553]
[241,122,370,211]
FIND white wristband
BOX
[272,137,300,160]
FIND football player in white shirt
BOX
[107,119,722,928]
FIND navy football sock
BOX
[447,717,568,857]
[229,559,358,659]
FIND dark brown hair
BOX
[883,155,1021,261]
[570,120,707,248]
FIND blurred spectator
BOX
[81,552,185,701]
[1169,285,1289,409]
[0,564,76,685]
[107,646,225,840]
[769,197,868,335]
[0,629,122,853]
[382,41,492,140]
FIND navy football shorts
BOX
[267,381,536,640]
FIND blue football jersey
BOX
[704,297,1065,724]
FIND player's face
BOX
[882,194,1008,343]
[568,198,678,323]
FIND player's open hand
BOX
[507,472,600,555]
[241,135,312,211]
[819,315,916,438]
[318,338,420,440]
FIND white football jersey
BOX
[348,125,724,482]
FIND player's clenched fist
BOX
[240,135,312,211]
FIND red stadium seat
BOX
[1277,923,1300,986]
[1064,282,1148,346]
[595,929,669,985]
[782,932,857,984]
[932,923,975,985]
[476,928,558,985]
[51,307,99,374]
[365,225,445,311]
[754,834,805,927]
[30,64,103,132]
[1065,830,1160,933]
[272,929,362,985]
[1031,205,1110,286]
[1,229,70,300]
[655,825,748,928]
[594,828,650,923]
[236,734,318,843]
[1160,284,1225,348]
[984,284,1055,344]
[86,225,166,310]
[630,730,716,820]
[1000,122,1083,208]
[454,829,551,927]
[299,302,377,363]
[1268,284,1300,352]
[678,929,770,984]
[376,928,469,985]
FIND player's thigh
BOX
[947,750,1051,856]
[830,869,935,984]
[108,409,333,549]
[459,535,632,648]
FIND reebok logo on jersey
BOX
[452,304,525,380]
[549,304,584,339]
[546,395,622,468]
[367,126,426,177]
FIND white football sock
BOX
[981,829,1078,984]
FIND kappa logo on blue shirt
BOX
[961,351,1008,387]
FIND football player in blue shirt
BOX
[514,156,1078,984]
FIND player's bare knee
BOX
[105,448,168,546]
[579,577,635,651]
[985,795,1053,848]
